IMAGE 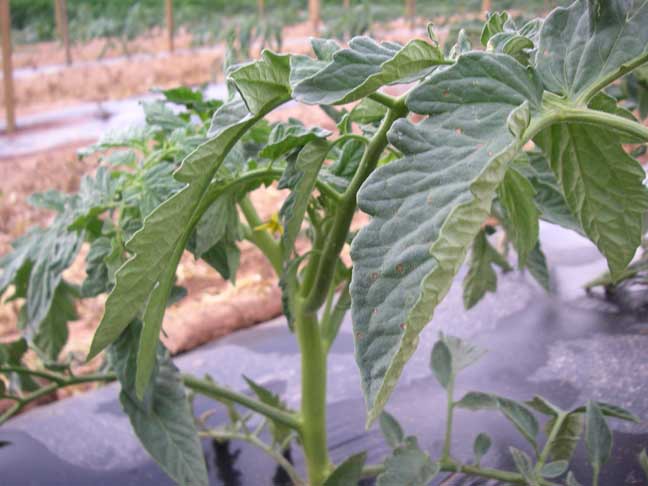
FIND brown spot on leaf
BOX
[395,264,404,273]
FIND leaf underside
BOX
[88,52,292,399]
[350,52,543,425]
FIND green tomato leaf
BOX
[0,337,40,394]
[520,151,583,235]
[1,214,83,347]
[481,12,516,47]
[0,338,28,366]
[88,51,292,399]
[293,37,446,105]
[377,436,440,486]
[509,446,536,483]
[194,194,240,258]
[566,471,583,486]
[323,451,367,486]
[259,119,331,160]
[228,50,291,114]
[126,163,183,218]
[456,392,538,449]
[497,397,539,449]
[497,167,540,267]
[27,189,69,213]
[526,242,552,292]
[541,460,568,478]
[463,229,512,310]
[27,281,78,362]
[585,401,612,479]
[81,237,122,298]
[454,391,499,411]
[473,433,492,466]
[545,413,583,463]
[279,139,330,259]
[571,401,640,423]
[243,376,293,446]
[526,395,562,416]
[350,98,388,125]
[429,339,452,389]
[351,51,543,424]
[639,449,648,480]
[379,411,405,448]
[537,0,648,102]
[532,1,648,280]
[535,123,648,279]
[142,101,186,131]
[68,167,120,231]
[109,322,208,486]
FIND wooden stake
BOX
[54,0,71,65]
[309,0,320,35]
[166,0,174,52]
[343,0,350,9]
[258,0,265,17]
[0,0,15,134]
[482,0,492,14]
[405,0,416,30]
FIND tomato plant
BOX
[3,1,648,485]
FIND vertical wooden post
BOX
[405,0,416,30]
[258,0,265,17]
[54,0,71,65]
[481,0,492,14]
[309,0,320,35]
[343,0,350,9]
[166,0,174,52]
[0,0,15,134]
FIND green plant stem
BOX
[294,302,330,485]
[534,411,567,474]
[558,107,648,141]
[321,281,351,354]
[202,429,305,485]
[300,218,326,296]
[238,195,283,275]
[303,101,408,312]
[203,167,341,204]
[525,102,648,143]
[442,377,456,462]
[575,52,648,105]
[0,371,116,425]
[181,374,301,431]
[368,91,401,109]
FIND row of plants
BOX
[3,0,648,484]
[10,0,565,45]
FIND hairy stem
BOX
[442,376,455,462]
[559,106,648,141]
[181,374,301,431]
[294,302,330,485]
[203,430,305,485]
[575,52,648,105]
[239,195,283,275]
[321,281,351,354]
[0,371,116,425]
[303,101,408,312]
[535,411,567,474]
